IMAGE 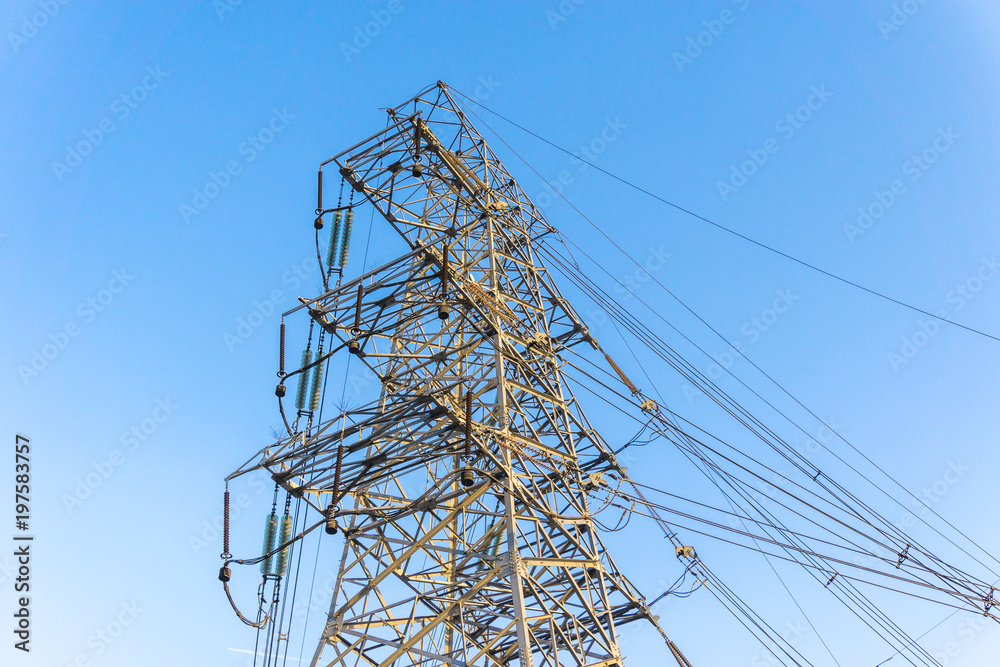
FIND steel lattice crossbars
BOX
[231,83,664,667]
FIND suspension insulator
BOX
[295,349,312,411]
[279,322,286,376]
[222,489,231,557]
[333,440,345,503]
[486,529,504,561]
[326,211,342,268]
[350,283,364,350]
[464,391,473,457]
[604,353,640,396]
[354,283,363,330]
[667,640,695,667]
[438,245,450,319]
[327,442,345,536]
[275,513,293,577]
[260,513,277,575]
[441,244,450,288]
[309,356,325,412]
[338,209,354,268]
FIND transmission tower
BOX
[222,81,1000,667]
[227,83,669,667]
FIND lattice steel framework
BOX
[230,83,666,667]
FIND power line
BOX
[449,85,1000,344]
[457,93,1000,581]
[540,241,1000,583]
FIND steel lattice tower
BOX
[230,83,666,667]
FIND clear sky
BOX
[2,1,999,665]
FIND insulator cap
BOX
[460,468,475,488]
[325,516,339,535]
[218,565,231,583]
[275,383,286,398]
[412,164,423,178]
[348,339,360,355]
[314,216,324,230]
[438,304,451,320]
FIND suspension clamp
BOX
[895,544,910,569]
[675,545,696,560]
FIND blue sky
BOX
[2,1,999,665]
